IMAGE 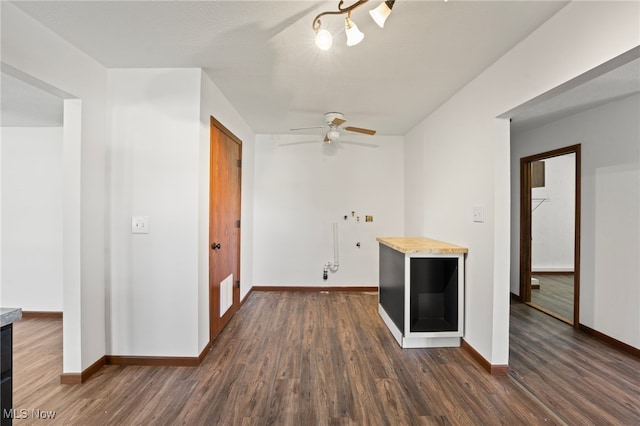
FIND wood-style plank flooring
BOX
[530,274,574,322]
[510,299,640,425]
[8,291,639,425]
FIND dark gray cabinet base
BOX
[378,240,465,348]
[1,324,13,426]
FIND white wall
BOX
[199,71,255,351]
[512,94,640,349]
[531,154,575,272]
[107,69,256,357]
[1,2,107,373]
[107,68,202,357]
[1,127,63,311]
[405,1,639,364]
[253,134,404,286]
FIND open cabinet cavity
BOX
[410,257,459,333]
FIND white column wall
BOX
[107,68,202,357]
[405,1,640,364]
[62,99,83,372]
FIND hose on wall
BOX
[323,222,339,280]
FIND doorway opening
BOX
[1,67,82,379]
[519,144,581,326]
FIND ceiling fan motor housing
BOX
[324,112,345,126]
[289,112,375,141]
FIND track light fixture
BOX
[369,0,396,28]
[312,0,396,49]
[345,11,365,47]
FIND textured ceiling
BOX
[4,0,572,134]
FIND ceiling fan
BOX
[290,112,376,143]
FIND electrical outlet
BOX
[132,216,149,233]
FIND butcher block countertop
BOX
[377,237,468,254]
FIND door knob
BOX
[211,242,221,250]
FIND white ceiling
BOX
[3,0,573,134]
[510,56,640,133]
[2,1,638,134]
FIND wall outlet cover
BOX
[132,216,149,233]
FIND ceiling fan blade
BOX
[324,133,330,142]
[332,117,347,126]
[341,141,379,148]
[290,126,325,131]
[279,140,319,147]
[344,126,376,135]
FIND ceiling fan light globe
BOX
[369,2,393,28]
[315,29,333,50]
[327,129,340,141]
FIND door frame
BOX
[519,144,581,327]
[209,116,242,342]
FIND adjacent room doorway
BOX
[519,144,581,326]
[209,116,242,341]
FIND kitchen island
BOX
[1,308,22,426]
[377,237,467,348]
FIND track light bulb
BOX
[369,0,395,28]
[345,14,364,47]
[315,28,333,50]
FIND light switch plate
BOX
[472,205,484,223]
[132,216,149,234]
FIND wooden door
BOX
[209,117,242,341]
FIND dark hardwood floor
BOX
[8,291,639,425]
[510,299,640,425]
[530,274,574,322]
